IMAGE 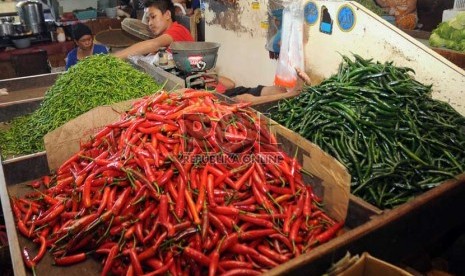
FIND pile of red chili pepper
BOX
[0,224,7,247]
[11,90,344,276]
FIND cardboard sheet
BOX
[43,99,135,170]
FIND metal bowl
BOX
[12,37,31,49]
[171,42,220,73]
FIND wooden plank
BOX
[0,158,27,276]
[403,29,465,69]
[432,47,465,69]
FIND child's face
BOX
[147,6,172,36]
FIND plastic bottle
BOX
[56,27,66,43]
[158,47,168,66]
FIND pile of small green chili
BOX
[269,54,465,209]
[0,54,162,158]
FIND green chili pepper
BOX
[270,54,465,209]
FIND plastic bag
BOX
[274,1,304,88]
[266,1,285,59]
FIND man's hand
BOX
[295,68,311,85]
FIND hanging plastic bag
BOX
[274,1,304,88]
[266,1,285,59]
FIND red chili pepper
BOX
[185,189,200,225]
[70,234,93,252]
[159,195,168,224]
[315,221,344,244]
[233,163,255,190]
[173,221,192,233]
[218,260,254,270]
[11,198,23,221]
[58,150,84,174]
[238,214,274,228]
[138,152,156,183]
[240,229,277,240]
[124,225,136,240]
[251,251,279,268]
[234,205,256,212]
[54,252,88,266]
[302,190,312,218]
[142,257,173,276]
[210,205,240,216]
[275,194,293,204]
[33,202,65,226]
[270,233,293,252]
[257,244,289,263]
[201,205,209,241]
[216,214,235,230]
[251,180,276,214]
[51,176,74,193]
[166,180,178,200]
[156,168,174,187]
[139,231,167,261]
[107,186,117,211]
[252,176,269,199]
[206,173,216,207]
[165,105,212,120]
[137,204,157,221]
[82,173,96,209]
[175,177,186,219]
[183,246,210,266]
[39,191,60,206]
[290,216,303,250]
[21,247,36,270]
[129,248,144,275]
[207,212,227,236]
[42,175,51,188]
[229,243,259,257]
[111,187,131,216]
[144,258,163,270]
[126,264,135,276]
[217,233,239,253]
[17,220,31,238]
[31,235,47,263]
[208,251,219,276]
[101,244,119,276]
[29,180,42,189]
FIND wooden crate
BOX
[0,92,384,276]
[0,73,60,123]
[403,29,465,69]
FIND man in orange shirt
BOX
[114,0,194,59]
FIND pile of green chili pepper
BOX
[270,55,465,209]
[0,55,162,159]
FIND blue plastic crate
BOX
[381,15,396,26]
[74,9,97,20]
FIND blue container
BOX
[381,15,396,26]
[74,9,97,20]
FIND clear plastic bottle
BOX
[56,27,66,43]
[158,47,168,66]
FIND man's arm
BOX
[113,34,173,59]
[234,88,300,105]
